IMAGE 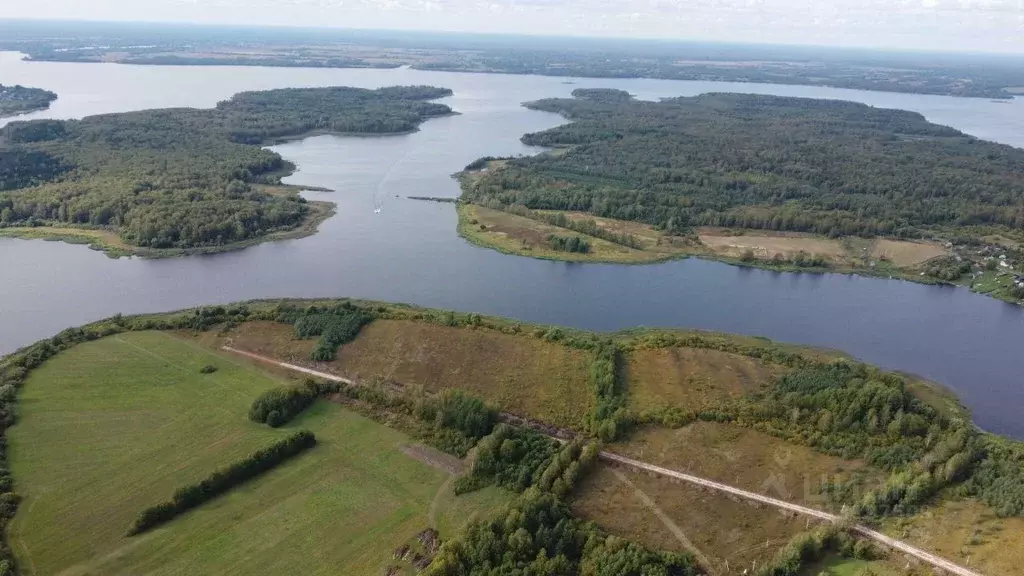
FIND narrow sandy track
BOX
[221,346,983,576]
[221,346,354,384]
[610,468,717,575]
[600,452,982,576]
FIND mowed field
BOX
[8,332,507,576]
[215,319,595,429]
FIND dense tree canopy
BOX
[464,90,1024,238]
[0,84,57,117]
[0,86,452,249]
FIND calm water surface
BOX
[1,52,1023,436]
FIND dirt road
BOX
[221,345,984,576]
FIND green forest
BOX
[0,85,452,250]
[463,89,1024,239]
[0,85,57,117]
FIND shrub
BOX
[291,307,372,361]
[248,379,340,427]
[199,364,218,374]
[249,386,317,427]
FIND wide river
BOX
[2,51,1023,437]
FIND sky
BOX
[3,0,1024,54]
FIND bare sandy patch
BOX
[400,444,466,475]
[870,239,947,266]
[698,230,846,259]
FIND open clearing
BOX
[870,239,947,266]
[883,498,1024,576]
[613,423,881,507]
[572,463,813,575]
[459,204,692,264]
[8,331,507,575]
[214,319,594,429]
[698,229,849,259]
[625,347,783,413]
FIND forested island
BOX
[0,84,56,117]
[3,299,1024,574]
[0,85,453,255]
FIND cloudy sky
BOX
[3,0,1024,54]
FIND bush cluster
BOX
[755,524,878,576]
[425,490,698,576]
[547,233,591,254]
[287,304,372,361]
[586,341,631,441]
[127,431,316,536]
[249,379,340,427]
[456,425,560,494]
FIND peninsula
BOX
[1,299,1022,575]
[458,89,1024,304]
[0,85,453,256]
[0,84,56,117]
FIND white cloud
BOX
[1,0,1023,53]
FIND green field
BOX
[7,331,507,575]
[800,555,900,576]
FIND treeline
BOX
[423,52,1020,99]
[740,249,832,269]
[127,430,316,535]
[756,522,880,576]
[640,359,1024,519]
[0,86,452,249]
[428,430,696,575]
[119,55,401,70]
[586,341,630,441]
[540,210,645,248]
[335,378,498,457]
[547,233,591,253]
[462,91,1024,239]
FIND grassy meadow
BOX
[7,331,506,575]
[211,319,596,430]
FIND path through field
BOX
[222,346,984,576]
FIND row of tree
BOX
[127,430,316,535]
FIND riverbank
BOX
[0,83,57,117]
[457,200,949,276]
[456,166,1023,306]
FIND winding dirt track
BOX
[221,345,983,576]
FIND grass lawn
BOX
[8,331,507,575]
